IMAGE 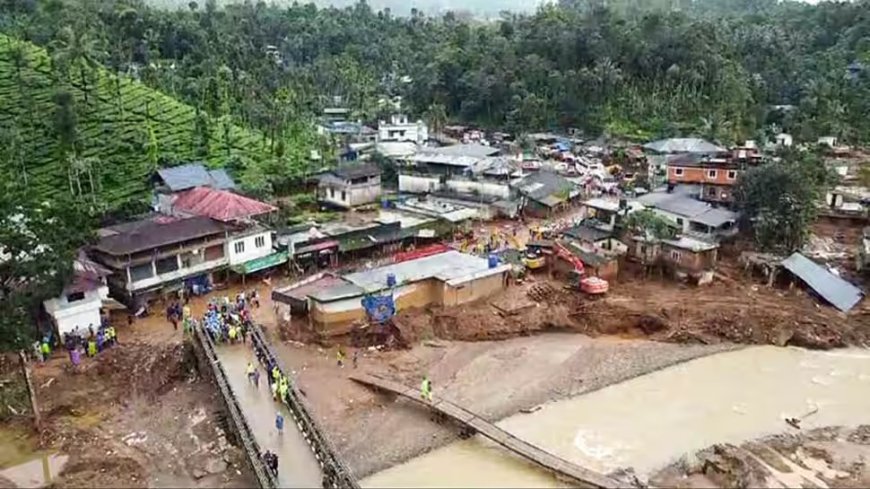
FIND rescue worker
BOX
[278,377,289,403]
[246,361,255,383]
[275,411,284,435]
[40,340,51,362]
[228,325,238,343]
[352,349,359,369]
[336,347,345,368]
[271,365,280,384]
[271,377,279,400]
[420,376,432,402]
[252,367,260,388]
[87,338,97,357]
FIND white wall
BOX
[44,286,108,336]
[398,174,511,199]
[378,118,429,145]
[399,174,440,193]
[320,178,382,208]
[228,230,274,266]
[445,179,511,199]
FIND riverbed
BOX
[362,346,870,488]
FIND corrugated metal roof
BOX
[208,169,236,190]
[343,250,502,293]
[157,164,235,191]
[781,253,864,312]
[643,138,726,154]
[515,171,576,206]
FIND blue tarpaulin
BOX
[361,294,396,323]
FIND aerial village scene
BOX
[1,1,869,488]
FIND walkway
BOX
[350,373,621,489]
[216,344,324,488]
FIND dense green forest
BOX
[0,0,868,207]
[145,0,543,17]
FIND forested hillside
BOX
[0,33,315,211]
[0,0,868,209]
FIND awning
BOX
[231,251,289,275]
[294,240,339,256]
[101,297,127,311]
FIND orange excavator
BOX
[552,242,609,295]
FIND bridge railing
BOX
[191,326,278,489]
[249,323,359,489]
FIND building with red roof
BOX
[169,186,277,223]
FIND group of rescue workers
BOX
[49,322,119,367]
[183,291,260,343]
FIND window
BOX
[330,188,335,198]
[674,168,684,176]
[341,191,347,202]
[255,236,266,248]
[707,186,717,197]
[727,170,737,180]
[707,169,718,179]
[670,250,682,261]
[676,217,684,226]
[234,241,245,254]
[204,244,224,261]
[129,263,154,282]
[66,292,85,303]
[155,256,179,274]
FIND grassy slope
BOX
[0,34,269,208]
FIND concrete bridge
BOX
[192,324,357,489]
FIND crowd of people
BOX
[181,290,261,342]
[53,321,119,368]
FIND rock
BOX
[205,458,227,475]
[192,469,207,479]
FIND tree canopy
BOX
[2,0,869,148]
[734,151,835,253]
[0,184,96,350]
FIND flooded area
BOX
[362,346,870,488]
[215,344,323,488]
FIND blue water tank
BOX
[488,254,499,269]
[386,273,397,287]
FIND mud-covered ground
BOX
[389,269,869,350]
[270,332,734,478]
[651,425,870,488]
[1,338,254,488]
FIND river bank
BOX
[271,333,735,478]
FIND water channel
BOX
[362,346,870,488]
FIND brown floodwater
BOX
[363,346,870,488]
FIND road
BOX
[215,343,324,488]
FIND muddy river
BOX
[362,346,870,488]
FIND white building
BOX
[228,226,274,266]
[775,133,793,147]
[43,253,112,337]
[377,114,428,145]
[317,163,383,208]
